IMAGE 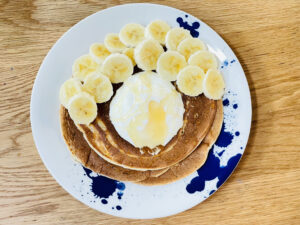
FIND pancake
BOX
[60,100,222,184]
[137,100,223,185]
[78,94,217,170]
[60,106,168,182]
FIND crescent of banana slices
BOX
[68,92,97,125]
[145,20,171,44]
[89,43,111,64]
[176,65,205,96]
[134,39,164,71]
[119,23,145,47]
[83,72,113,103]
[165,27,191,50]
[203,68,225,100]
[177,37,207,60]
[72,54,100,81]
[157,50,187,81]
[59,78,83,108]
[104,33,126,53]
[188,50,218,72]
[101,53,133,83]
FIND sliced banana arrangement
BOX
[101,53,133,83]
[157,50,186,81]
[145,20,171,44]
[188,50,218,72]
[72,55,100,81]
[68,92,98,125]
[104,33,126,53]
[166,27,191,50]
[177,65,205,97]
[134,39,163,71]
[59,78,83,108]
[89,43,111,64]
[203,69,225,100]
[177,37,207,60]
[83,73,113,103]
[119,23,145,47]
[123,47,136,66]
[60,19,226,125]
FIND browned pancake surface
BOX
[60,106,169,182]
[137,100,223,185]
[79,94,217,170]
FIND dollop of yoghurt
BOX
[109,71,185,149]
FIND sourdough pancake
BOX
[60,100,222,183]
[60,106,168,182]
[137,100,223,185]
[78,93,217,170]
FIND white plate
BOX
[30,3,251,219]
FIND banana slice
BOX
[101,53,133,83]
[59,78,83,108]
[165,27,191,50]
[119,23,145,47]
[123,47,136,66]
[177,37,207,60]
[89,43,111,64]
[157,51,187,81]
[104,33,126,53]
[203,69,225,100]
[83,72,113,103]
[145,20,171,44]
[68,92,97,125]
[72,55,100,81]
[134,39,164,71]
[176,65,205,96]
[188,50,218,72]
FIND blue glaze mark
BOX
[117,182,125,191]
[240,147,243,149]
[117,192,123,200]
[186,149,242,194]
[223,98,229,106]
[112,207,114,209]
[224,60,229,66]
[233,104,238,109]
[209,190,215,195]
[82,167,125,208]
[235,131,240,136]
[176,17,200,37]
[116,205,122,210]
[215,122,234,148]
[218,150,225,157]
[185,14,188,18]
[230,59,236,63]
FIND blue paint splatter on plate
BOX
[176,17,200,37]
[186,150,242,194]
[186,94,242,194]
[223,99,230,106]
[215,122,234,148]
[83,168,125,208]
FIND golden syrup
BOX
[127,100,167,148]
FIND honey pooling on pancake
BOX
[127,100,167,148]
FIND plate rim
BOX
[30,2,252,219]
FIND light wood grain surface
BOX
[0,0,299,224]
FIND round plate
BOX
[30,3,251,219]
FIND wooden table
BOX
[1,1,299,224]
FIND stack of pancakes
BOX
[60,84,223,185]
